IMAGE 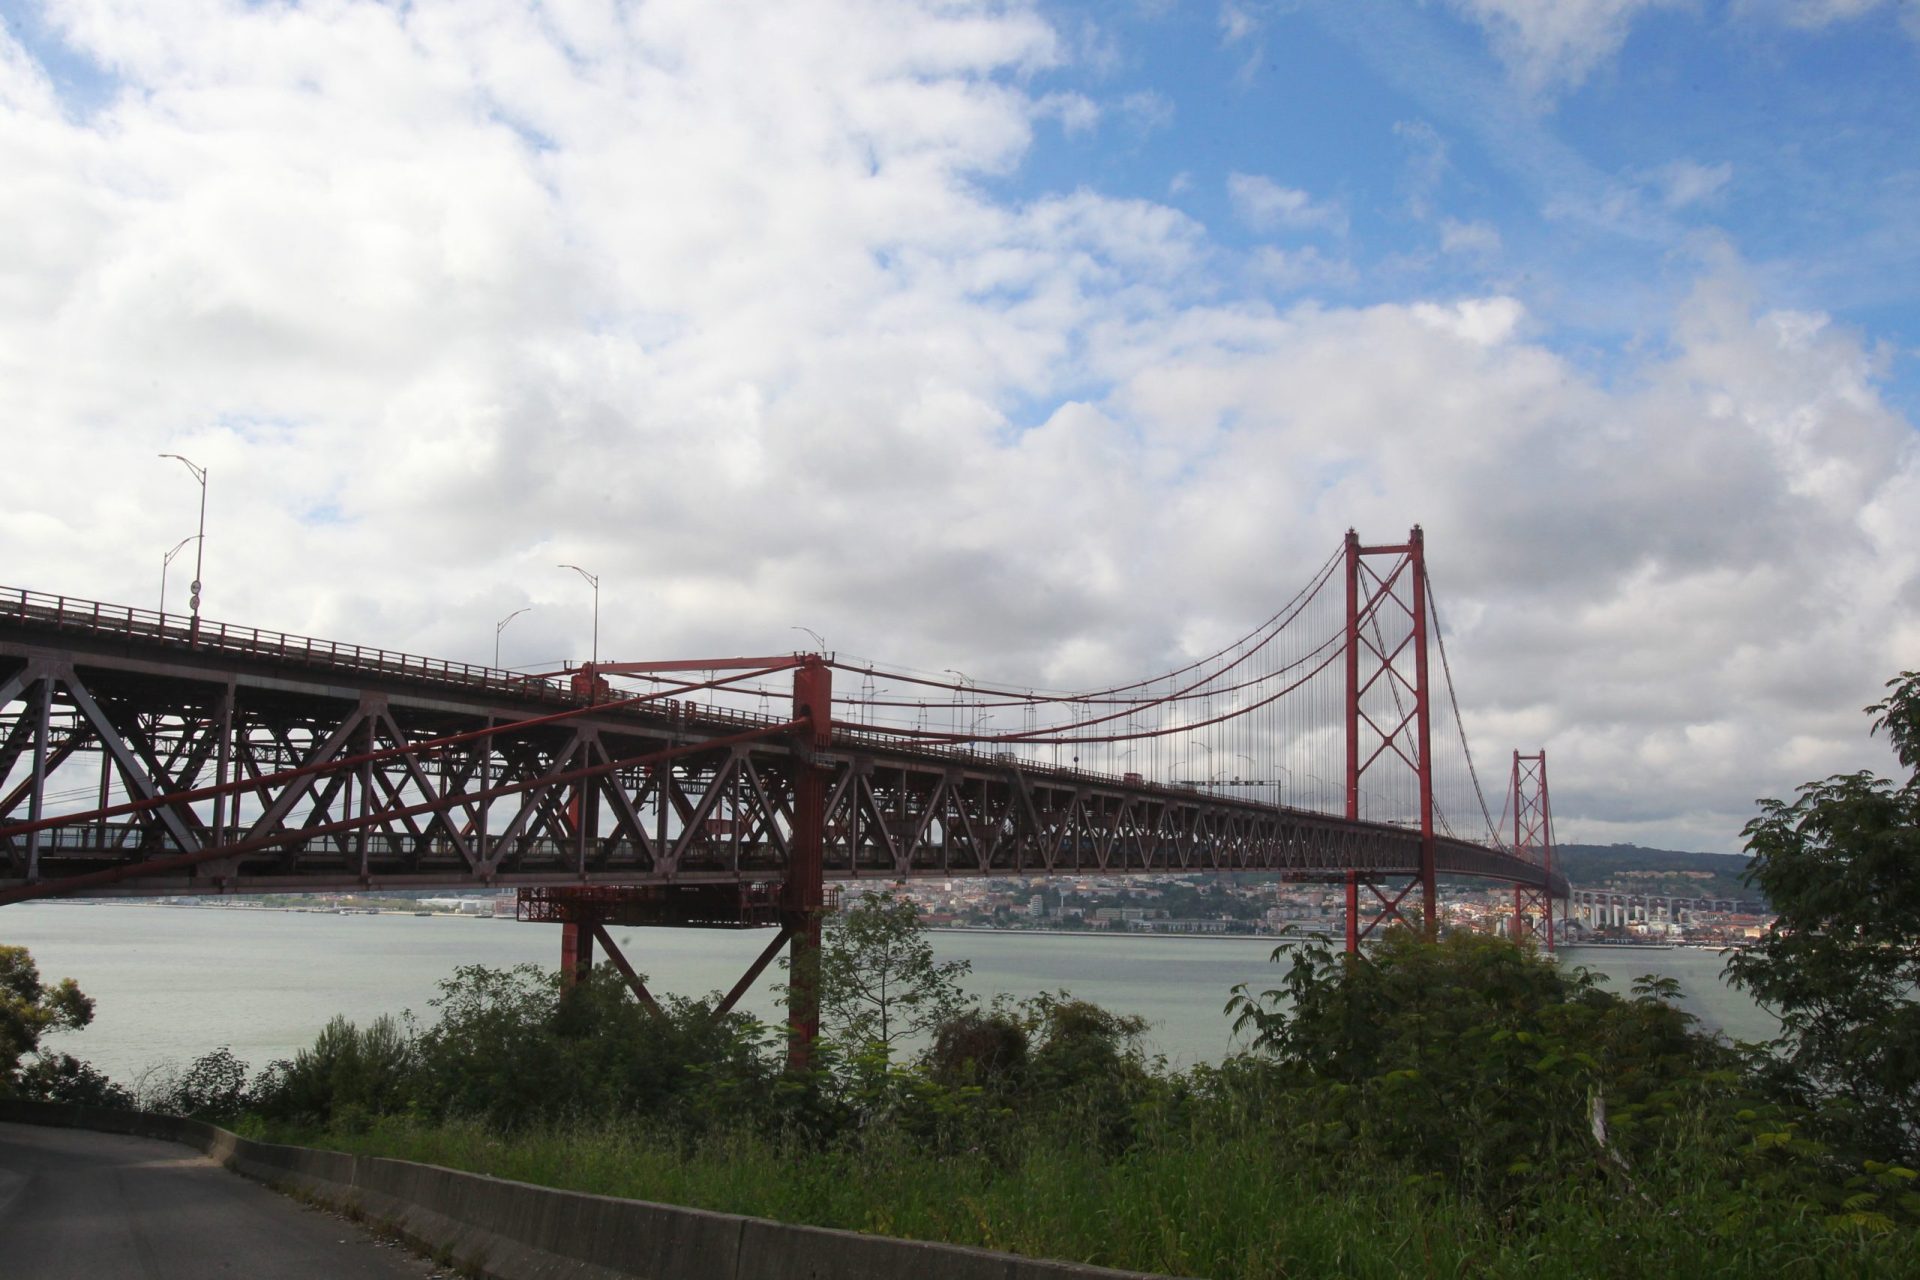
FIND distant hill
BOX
[1553,843,1758,901]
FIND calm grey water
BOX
[2,904,1778,1082]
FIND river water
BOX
[2,904,1779,1083]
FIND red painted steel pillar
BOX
[560,914,595,988]
[1343,529,1361,955]
[1540,751,1555,952]
[1342,527,1438,951]
[784,657,832,1069]
[1409,527,1436,934]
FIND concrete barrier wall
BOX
[0,1100,1168,1280]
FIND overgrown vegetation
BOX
[0,942,129,1108]
[7,675,1919,1277]
[1727,669,1920,1168]
[115,929,1914,1278]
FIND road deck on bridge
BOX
[0,1121,445,1279]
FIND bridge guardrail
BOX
[0,585,577,702]
[1,585,1175,786]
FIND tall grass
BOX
[254,1106,1920,1279]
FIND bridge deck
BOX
[0,588,1565,900]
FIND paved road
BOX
[0,1122,446,1279]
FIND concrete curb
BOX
[0,1100,1170,1280]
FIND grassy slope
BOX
[260,1115,1916,1280]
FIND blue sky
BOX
[996,1,1920,415]
[1,0,1916,851]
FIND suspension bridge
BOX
[0,528,1564,1060]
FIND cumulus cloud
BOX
[1,0,1915,854]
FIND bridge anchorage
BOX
[0,528,1566,1064]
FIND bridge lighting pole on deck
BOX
[158,454,206,644]
[493,606,532,668]
[159,535,195,616]
[557,564,599,673]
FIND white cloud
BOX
[0,0,1915,856]
[1753,0,1917,28]
[1219,2,1263,46]
[1649,158,1734,208]
[1035,91,1100,135]
[1439,218,1503,256]
[1226,172,1347,235]
[1410,296,1526,344]
[1453,0,1920,95]
[1117,89,1175,135]
[1446,0,1685,94]
[1251,245,1357,291]
[1394,119,1451,219]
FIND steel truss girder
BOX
[2,623,1565,901]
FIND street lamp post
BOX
[159,535,195,617]
[790,625,827,653]
[557,565,599,671]
[159,454,207,643]
[494,606,533,669]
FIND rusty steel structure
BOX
[0,529,1567,1059]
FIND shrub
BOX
[16,1053,133,1109]
[159,1047,254,1120]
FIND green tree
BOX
[1226,930,1748,1202]
[1727,670,1920,1161]
[0,945,94,1096]
[803,890,971,1059]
